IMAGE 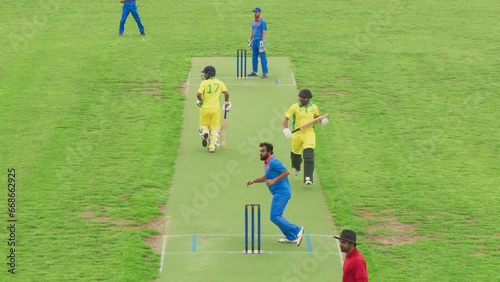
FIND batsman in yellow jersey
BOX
[282,89,328,184]
[196,66,231,153]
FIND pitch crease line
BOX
[190,76,295,80]
[163,233,335,238]
[163,251,339,255]
[191,234,197,252]
[306,234,313,253]
[185,83,296,87]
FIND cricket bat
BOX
[292,114,329,133]
[220,110,228,147]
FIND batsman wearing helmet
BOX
[196,66,231,153]
[282,89,328,184]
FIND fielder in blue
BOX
[118,0,145,36]
[247,7,268,78]
[246,142,305,245]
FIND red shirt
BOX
[343,248,368,282]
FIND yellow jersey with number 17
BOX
[197,78,227,109]
[285,102,320,132]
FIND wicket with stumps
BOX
[244,203,262,254]
[236,48,247,79]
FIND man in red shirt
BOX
[334,229,369,282]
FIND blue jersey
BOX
[264,156,291,197]
[251,18,267,40]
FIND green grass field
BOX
[1,0,499,281]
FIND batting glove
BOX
[321,118,329,126]
[196,100,202,107]
[283,128,292,139]
[248,40,252,48]
[224,101,232,112]
[259,41,266,53]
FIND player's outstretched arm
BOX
[247,175,266,187]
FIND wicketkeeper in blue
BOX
[118,0,145,36]
[247,7,268,78]
[246,142,305,245]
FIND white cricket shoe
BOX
[278,238,298,244]
[305,177,313,185]
[296,226,305,246]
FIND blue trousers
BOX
[252,40,268,74]
[119,3,145,34]
[270,194,301,240]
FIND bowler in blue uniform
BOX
[119,0,145,36]
[246,142,305,245]
[247,7,268,78]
